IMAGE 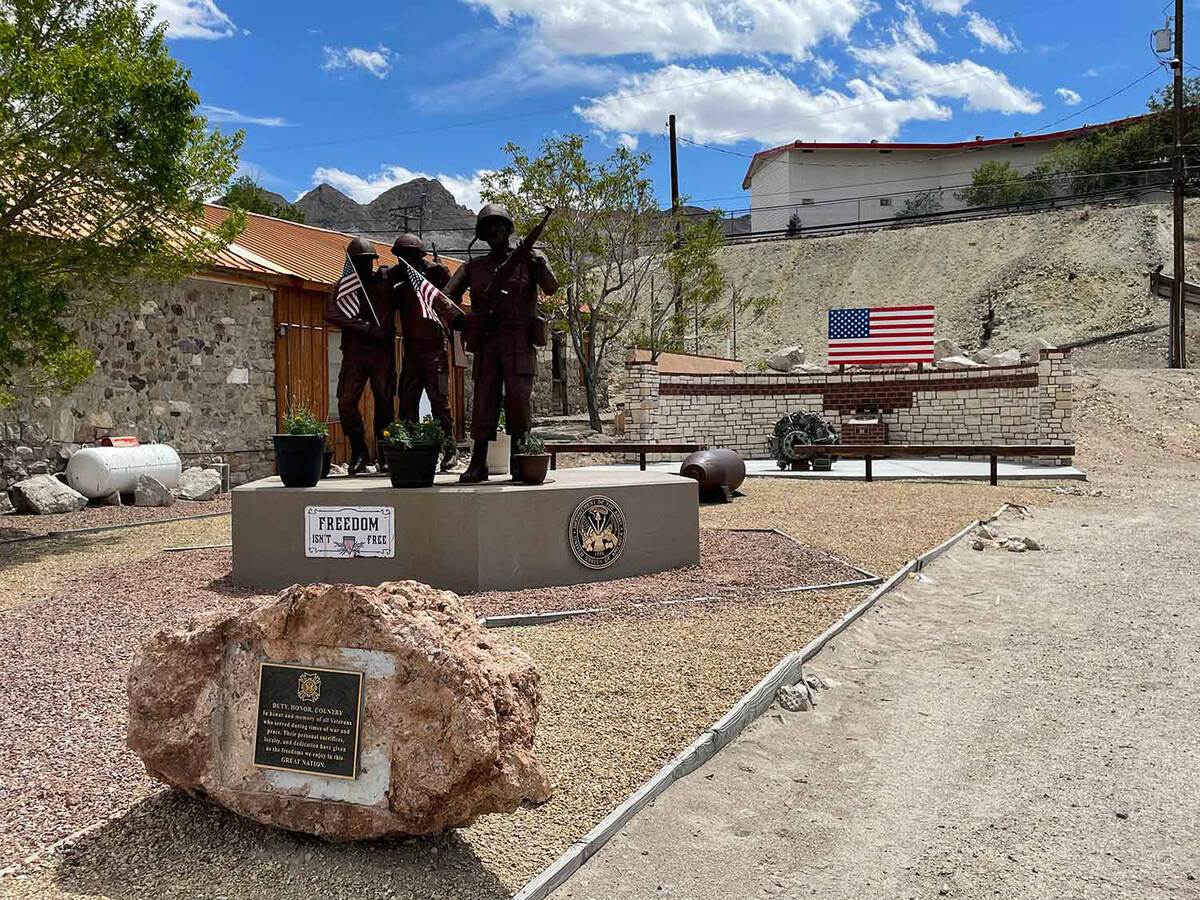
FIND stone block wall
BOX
[623,349,1074,461]
[0,276,278,489]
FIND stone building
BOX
[0,206,605,491]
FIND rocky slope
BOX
[295,178,476,252]
[713,197,1200,369]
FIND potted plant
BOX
[381,418,445,488]
[513,433,551,485]
[486,409,511,476]
[275,406,329,488]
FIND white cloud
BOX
[921,0,969,13]
[576,64,950,146]
[200,105,292,127]
[1055,87,1082,106]
[897,3,938,53]
[144,0,235,39]
[617,133,640,150]
[811,56,838,82]
[464,0,863,62]
[966,13,1015,53]
[851,40,1041,114]
[321,46,393,79]
[309,165,496,212]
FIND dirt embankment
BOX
[718,198,1200,369]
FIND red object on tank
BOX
[100,436,140,448]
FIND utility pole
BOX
[668,114,682,339]
[1171,0,1187,367]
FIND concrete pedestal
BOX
[232,468,700,594]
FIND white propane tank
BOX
[66,445,183,499]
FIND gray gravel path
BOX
[563,491,1200,899]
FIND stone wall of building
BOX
[623,349,1073,460]
[0,276,278,490]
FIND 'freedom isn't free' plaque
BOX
[253,663,364,779]
[305,506,394,558]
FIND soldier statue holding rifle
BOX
[443,204,557,484]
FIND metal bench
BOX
[787,444,1076,486]
[546,442,707,471]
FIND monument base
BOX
[232,468,700,594]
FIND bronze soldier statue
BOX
[443,204,558,483]
[391,233,464,470]
[323,237,396,475]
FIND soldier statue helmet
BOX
[475,203,514,241]
[346,236,379,259]
[391,233,425,259]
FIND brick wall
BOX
[623,349,1073,461]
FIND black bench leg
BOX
[640,451,646,471]
[865,455,873,482]
[990,455,998,486]
[550,453,556,471]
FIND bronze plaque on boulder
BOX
[253,662,364,779]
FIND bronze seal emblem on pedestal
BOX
[568,495,626,569]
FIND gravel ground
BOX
[0,497,230,542]
[469,529,868,620]
[567,493,1200,900]
[0,517,233,612]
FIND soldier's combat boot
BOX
[348,436,370,476]
[458,439,489,484]
[440,442,459,472]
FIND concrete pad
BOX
[231,468,699,594]
[583,457,1087,482]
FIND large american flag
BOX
[399,260,446,324]
[334,253,376,323]
[827,305,936,365]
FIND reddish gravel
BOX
[0,549,264,868]
[0,497,230,542]
[468,529,871,620]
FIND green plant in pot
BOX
[513,432,551,485]
[381,417,446,488]
[275,406,329,488]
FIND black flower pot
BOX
[274,434,326,488]
[383,443,439,488]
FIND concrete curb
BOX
[511,513,986,900]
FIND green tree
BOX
[0,0,243,404]
[954,161,1035,207]
[786,211,802,236]
[481,134,661,431]
[221,175,306,223]
[896,188,945,218]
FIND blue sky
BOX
[152,0,1172,216]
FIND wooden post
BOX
[865,454,873,482]
[990,454,998,486]
[550,452,557,471]
[640,451,647,471]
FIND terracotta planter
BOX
[274,434,325,488]
[383,443,439,488]
[514,453,551,485]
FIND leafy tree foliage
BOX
[0,0,243,403]
[221,176,305,223]
[896,189,945,218]
[954,161,1038,208]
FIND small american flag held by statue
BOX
[827,305,935,365]
[400,260,448,324]
[334,253,368,320]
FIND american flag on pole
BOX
[400,260,446,325]
[827,305,936,365]
[335,253,368,320]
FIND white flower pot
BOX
[486,433,511,476]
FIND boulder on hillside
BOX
[134,474,175,508]
[985,349,1022,367]
[127,581,552,840]
[1028,338,1057,360]
[11,474,88,514]
[936,356,986,370]
[0,492,13,515]
[768,346,805,372]
[934,338,965,361]
[172,467,222,501]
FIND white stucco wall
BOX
[749,139,1071,233]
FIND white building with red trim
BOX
[740,115,1151,234]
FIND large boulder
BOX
[934,338,965,361]
[172,466,221,501]
[985,349,1022,367]
[127,581,552,840]
[134,474,175,508]
[935,355,986,370]
[0,492,13,516]
[767,345,805,373]
[11,474,88,514]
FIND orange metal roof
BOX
[200,205,461,287]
